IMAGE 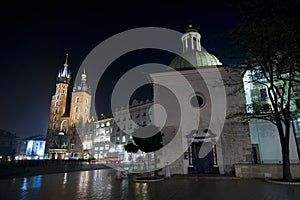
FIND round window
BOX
[190,95,205,108]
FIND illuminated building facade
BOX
[45,54,92,159]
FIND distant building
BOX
[0,129,17,162]
[16,135,46,160]
[111,99,153,162]
[243,71,300,164]
[92,116,114,160]
[45,54,92,160]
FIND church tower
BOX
[48,53,71,131]
[46,53,71,159]
[70,69,91,125]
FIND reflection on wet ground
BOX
[0,169,300,200]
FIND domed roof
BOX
[169,50,222,69]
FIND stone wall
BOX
[220,121,253,174]
[235,164,300,179]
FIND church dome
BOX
[170,25,222,69]
[169,50,222,69]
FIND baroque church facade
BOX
[150,26,253,174]
[46,54,92,160]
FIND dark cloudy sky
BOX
[0,0,241,138]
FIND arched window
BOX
[75,96,79,103]
[75,106,78,112]
[55,101,58,107]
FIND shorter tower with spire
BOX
[70,68,91,125]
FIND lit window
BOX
[105,145,110,150]
[122,136,126,143]
[297,118,300,130]
[99,147,104,150]
[106,122,110,126]
[101,123,105,127]
[94,147,99,151]
[96,123,100,128]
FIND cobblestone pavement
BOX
[0,169,299,200]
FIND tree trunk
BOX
[282,141,292,181]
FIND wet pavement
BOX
[0,169,299,200]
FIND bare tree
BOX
[232,0,300,181]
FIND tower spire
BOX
[57,53,71,84]
[64,53,69,67]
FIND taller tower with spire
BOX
[46,53,72,159]
[48,53,71,132]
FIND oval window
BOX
[190,95,204,108]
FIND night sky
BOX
[0,1,241,138]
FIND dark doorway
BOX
[188,142,218,174]
[252,144,261,164]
